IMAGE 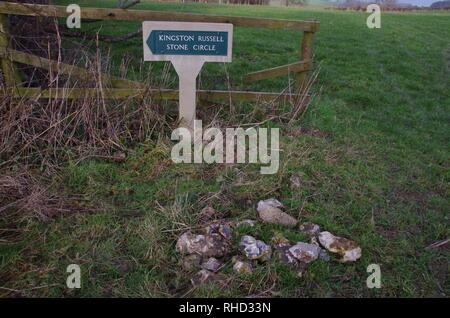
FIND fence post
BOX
[0,13,21,88]
[296,30,314,92]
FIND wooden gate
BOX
[0,2,319,103]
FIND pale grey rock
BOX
[204,222,233,240]
[176,232,231,258]
[318,231,362,263]
[300,222,321,238]
[274,244,309,272]
[274,244,298,265]
[233,260,253,275]
[288,242,320,263]
[239,235,271,261]
[201,257,222,272]
[256,199,297,228]
[257,198,284,210]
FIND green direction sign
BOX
[147,30,228,56]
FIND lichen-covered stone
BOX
[204,222,233,240]
[257,199,297,228]
[176,232,231,258]
[239,235,271,261]
[274,244,298,265]
[257,198,284,209]
[233,260,253,275]
[288,242,320,264]
[318,231,361,263]
[201,257,222,272]
[299,222,321,238]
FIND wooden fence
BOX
[0,2,319,102]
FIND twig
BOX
[425,238,450,249]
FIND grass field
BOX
[0,1,449,297]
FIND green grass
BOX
[1,1,449,297]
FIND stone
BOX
[257,199,297,228]
[274,244,298,265]
[257,198,284,210]
[288,242,321,264]
[201,257,222,272]
[235,219,257,228]
[239,235,271,261]
[182,254,202,271]
[273,244,308,271]
[300,222,321,238]
[233,260,253,275]
[255,240,272,261]
[318,231,362,263]
[204,222,233,240]
[176,232,231,258]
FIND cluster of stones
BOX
[176,220,233,286]
[176,200,362,286]
[257,199,361,265]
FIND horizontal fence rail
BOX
[0,47,144,89]
[0,2,320,32]
[0,87,305,103]
[245,59,313,82]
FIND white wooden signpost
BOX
[143,21,233,127]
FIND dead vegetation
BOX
[0,171,91,223]
[0,1,318,237]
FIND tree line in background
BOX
[337,0,450,9]
[430,0,450,8]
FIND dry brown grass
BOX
[0,171,92,223]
